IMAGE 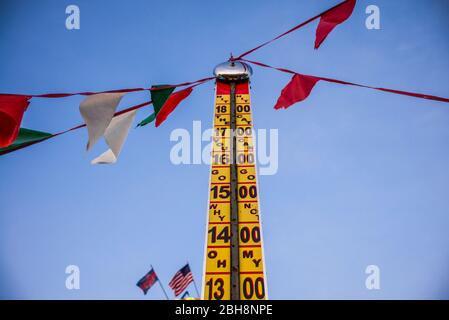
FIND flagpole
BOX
[152,265,170,300]
[157,277,170,300]
[187,261,201,298]
[192,279,200,298]
[158,279,170,300]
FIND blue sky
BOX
[1,0,449,299]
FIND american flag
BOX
[169,264,194,297]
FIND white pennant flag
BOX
[79,93,126,151]
[91,110,137,164]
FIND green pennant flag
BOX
[0,128,52,155]
[137,85,175,127]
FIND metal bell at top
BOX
[213,60,253,81]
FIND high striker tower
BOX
[202,61,267,300]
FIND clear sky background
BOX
[1,0,449,299]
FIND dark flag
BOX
[136,268,158,295]
[181,291,190,299]
[169,264,194,297]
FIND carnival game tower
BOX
[202,61,267,300]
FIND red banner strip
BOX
[241,59,449,104]
[0,77,214,99]
[233,0,351,60]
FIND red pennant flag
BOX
[0,95,31,148]
[274,74,320,109]
[155,87,193,127]
[315,0,356,49]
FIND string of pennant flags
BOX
[240,58,449,107]
[1,0,448,164]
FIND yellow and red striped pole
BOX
[202,62,267,300]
